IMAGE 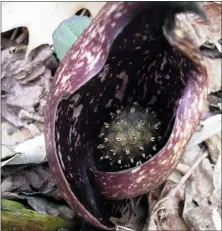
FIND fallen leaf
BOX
[27,196,75,219]
[110,196,147,231]
[1,165,56,198]
[177,2,222,46]
[1,121,32,146]
[2,134,46,166]
[182,155,220,231]
[6,81,42,109]
[205,58,222,93]
[183,186,217,231]
[145,181,189,231]
[212,208,222,231]
[205,132,221,164]
[2,101,28,127]
[176,3,222,93]
[213,152,221,203]
[1,45,57,128]
[1,47,16,78]
[187,114,221,148]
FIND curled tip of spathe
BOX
[163,2,207,33]
[181,2,208,21]
[168,2,208,20]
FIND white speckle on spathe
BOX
[115,71,129,101]
[90,30,96,38]
[98,65,109,82]
[85,51,94,64]
[136,175,146,183]
[174,143,180,153]
[159,159,167,165]
[111,22,116,27]
[105,99,113,108]
[90,98,94,104]
[76,61,84,69]
[72,104,83,118]
[61,73,72,86]
[142,35,147,41]
[167,142,173,151]
[160,53,167,70]
[56,62,68,84]
[106,4,118,16]
[131,166,141,173]
[114,12,122,18]
[71,94,80,104]
[67,156,71,161]
[175,128,180,138]
[63,193,68,199]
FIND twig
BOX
[19,109,44,123]
[171,151,208,197]
[116,225,134,231]
[80,8,87,16]
[176,163,190,175]
[10,28,19,41]
[15,28,28,45]
[150,150,208,215]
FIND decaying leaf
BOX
[2,134,46,166]
[176,2,222,93]
[2,2,106,57]
[6,81,42,109]
[1,47,17,78]
[188,114,221,148]
[1,165,56,198]
[1,45,57,128]
[205,58,222,93]
[213,152,221,203]
[110,196,147,231]
[1,121,32,146]
[183,154,221,231]
[145,181,189,231]
[27,196,75,219]
[177,2,221,46]
[205,132,221,163]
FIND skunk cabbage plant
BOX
[45,2,208,230]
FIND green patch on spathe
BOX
[53,15,92,61]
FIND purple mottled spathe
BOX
[44,2,208,230]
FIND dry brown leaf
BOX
[2,134,46,166]
[1,165,56,197]
[205,58,222,93]
[177,2,221,46]
[111,197,147,231]
[183,155,220,231]
[1,45,56,128]
[213,152,221,204]
[145,181,189,231]
[188,114,221,148]
[183,186,217,231]
[205,132,221,164]
[27,196,75,219]
[176,3,222,93]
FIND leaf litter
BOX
[1,2,221,231]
